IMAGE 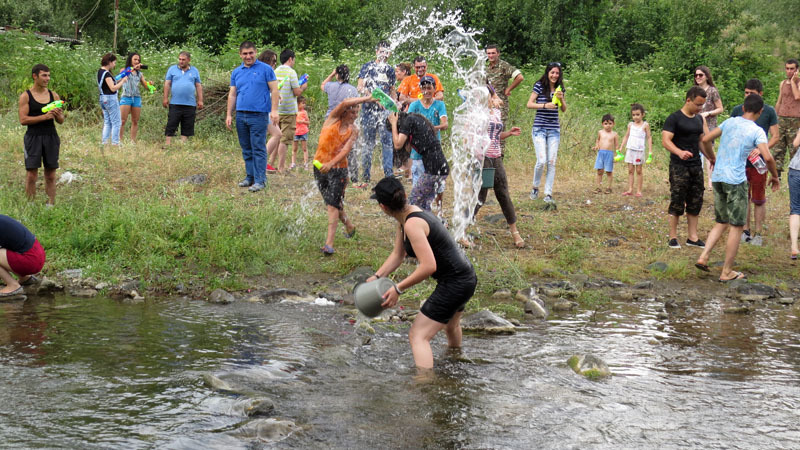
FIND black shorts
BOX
[668,163,704,216]
[24,133,60,170]
[420,273,478,324]
[165,104,197,137]
[314,167,348,210]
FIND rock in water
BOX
[567,354,611,379]
[226,397,276,417]
[70,288,98,298]
[461,310,516,334]
[203,373,233,391]
[735,282,777,298]
[208,288,235,304]
[227,418,300,443]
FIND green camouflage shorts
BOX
[712,181,748,226]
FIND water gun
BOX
[42,100,65,112]
[552,86,563,108]
[313,160,323,170]
[646,153,653,164]
[278,76,290,89]
[114,67,133,81]
[372,88,398,112]
[614,149,625,162]
[145,81,157,94]
[298,74,309,85]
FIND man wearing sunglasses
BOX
[397,56,444,107]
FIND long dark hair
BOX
[536,62,564,99]
[125,52,140,70]
[385,112,435,135]
[693,65,715,87]
[258,49,277,68]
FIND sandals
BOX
[694,262,710,272]
[344,227,356,239]
[511,231,525,248]
[719,271,746,282]
[604,188,612,194]
[0,286,23,298]
[593,187,602,194]
[621,191,632,196]
[321,245,335,255]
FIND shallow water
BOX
[1,293,799,448]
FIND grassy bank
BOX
[1,32,796,317]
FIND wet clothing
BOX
[402,210,477,324]
[314,119,354,169]
[358,61,395,116]
[531,81,560,130]
[712,117,767,185]
[24,89,60,169]
[397,73,444,100]
[409,173,447,211]
[314,167,348,210]
[731,103,777,169]
[407,100,447,141]
[397,113,449,176]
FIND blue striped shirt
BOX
[532,81,560,130]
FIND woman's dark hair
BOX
[101,53,116,66]
[381,184,407,212]
[693,65,715,87]
[335,64,350,83]
[385,112,435,136]
[396,62,411,77]
[258,49,277,67]
[125,52,140,70]
[536,62,564,99]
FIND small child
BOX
[292,96,310,169]
[618,103,653,197]
[592,114,619,193]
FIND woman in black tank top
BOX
[368,176,477,370]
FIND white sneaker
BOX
[750,235,763,246]
[530,188,539,200]
[740,230,751,243]
[543,195,553,203]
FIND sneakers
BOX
[686,238,705,248]
[238,178,254,188]
[750,235,763,246]
[529,188,539,200]
[741,229,751,243]
[267,164,278,174]
[668,238,681,249]
[543,195,553,203]
[248,183,266,192]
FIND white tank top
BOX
[626,121,646,151]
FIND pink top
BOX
[486,108,503,158]
[295,110,309,135]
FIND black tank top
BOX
[26,89,57,136]
[402,211,475,281]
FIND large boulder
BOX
[461,310,516,334]
[735,282,777,299]
[208,288,235,304]
[567,354,611,379]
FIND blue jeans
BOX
[99,94,121,145]
[236,112,269,185]
[532,127,560,195]
[789,169,800,215]
[351,112,393,183]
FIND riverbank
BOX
[2,104,797,317]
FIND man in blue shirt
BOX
[226,41,279,192]
[163,51,203,146]
[696,94,780,282]
[352,40,396,188]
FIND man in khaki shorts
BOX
[272,49,307,173]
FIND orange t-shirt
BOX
[295,110,309,135]
[397,73,444,100]
[313,120,354,168]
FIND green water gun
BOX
[646,153,653,164]
[277,75,291,89]
[145,81,157,94]
[41,100,65,113]
[614,149,625,162]
[372,88,398,113]
[552,86,563,108]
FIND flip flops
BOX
[0,286,23,298]
[321,245,335,255]
[344,227,356,239]
[719,271,746,283]
[694,263,710,272]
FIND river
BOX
[1,292,799,448]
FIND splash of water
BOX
[387,10,490,242]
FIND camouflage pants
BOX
[776,116,800,172]
[668,163,704,216]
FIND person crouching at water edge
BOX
[366,177,477,370]
[0,215,46,297]
[314,95,377,255]
[386,112,450,213]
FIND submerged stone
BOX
[226,418,300,443]
[567,354,611,379]
[208,288,235,304]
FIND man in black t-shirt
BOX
[18,64,64,206]
[661,86,716,249]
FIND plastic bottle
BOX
[748,153,768,174]
[41,100,65,112]
[114,67,132,81]
[372,88,398,112]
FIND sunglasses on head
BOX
[549,62,562,67]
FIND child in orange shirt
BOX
[292,96,310,169]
